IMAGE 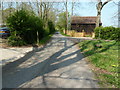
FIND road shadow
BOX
[80,40,117,57]
[2,38,66,72]
[2,38,85,88]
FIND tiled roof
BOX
[71,16,102,24]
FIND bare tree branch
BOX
[96,0,112,27]
[102,0,112,8]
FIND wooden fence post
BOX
[82,30,85,37]
[92,32,95,38]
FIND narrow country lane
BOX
[2,34,99,88]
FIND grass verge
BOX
[79,40,119,88]
[60,31,71,37]
[39,34,53,45]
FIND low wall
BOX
[63,30,95,38]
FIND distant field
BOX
[79,40,119,88]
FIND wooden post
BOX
[82,30,85,37]
[92,32,95,38]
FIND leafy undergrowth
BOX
[79,40,119,88]
[39,34,53,45]
[60,31,71,37]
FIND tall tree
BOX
[71,1,75,16]
[16,2,19,11]
[8,2,13,14]
[110,1,120,27]
[56,12,68,30]
[43,2,53,21]
[36,0,40,44]
[36,0,40,16]
[96,0,112,27]
[1,1,3,24]
[0,2,1,24]
[64,0,68,34]
[118,1,120,27]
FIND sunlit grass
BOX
[79,40,119,88]
[60,30,71,37]
[39,34,53,45]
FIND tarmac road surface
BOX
[2,33,99,88]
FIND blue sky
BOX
[2,0,119,27]
[67,1,118,27]
[101,2,118,27]
[53,0,118,27]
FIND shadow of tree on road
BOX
[2,38,85,88]
[2,38,67,72]
[80,40,117,57]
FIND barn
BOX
[71,16,102,34]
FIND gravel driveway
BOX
[2,34,99,88]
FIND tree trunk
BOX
[1,1,3,24]
[96,0,111,27]
[8,2,12,16]
[96,0,112,39]
[65,0,68,34]
[70,1,75,30]
[16,2,18,11]
[36,0,40,45]
[66,5,68,30]
[96,1,102,27]
[96,10,101,27]
[36,0,40,16]
[71,2,75,16]
[37,30,39,45]
[40,2,42,18]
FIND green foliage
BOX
[6,9,55,46]
[97,73,119,88]
[7,9,37,45]
[8,35,26,46]
[56,12,66,30]
[1,8,16,23]
[94,26,120,40]
[79,40,119,88]
[60,30,70,37]
[56,12,70,30]
[39,34,53,45]
[48,20,55,34]
[7,9,33,35]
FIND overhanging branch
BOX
[102,0,112,8]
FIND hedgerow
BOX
[94,26,120,40]
[6,9,55,46]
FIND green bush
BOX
[6,9,37,45]
[6,9,55,46]
[94,26,120,40]
[48,20,55,34]
[6,9,46,46]
[7,9,31,35]
[8,35,26,46]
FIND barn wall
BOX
[71,24,96,34]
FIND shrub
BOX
[48,20,55,34]
[8,35,26,46]
[7,9,31,35]
[6,9,36,45]
[6,9,46,46]
[6,9,55,46]
[94,26,120,40]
